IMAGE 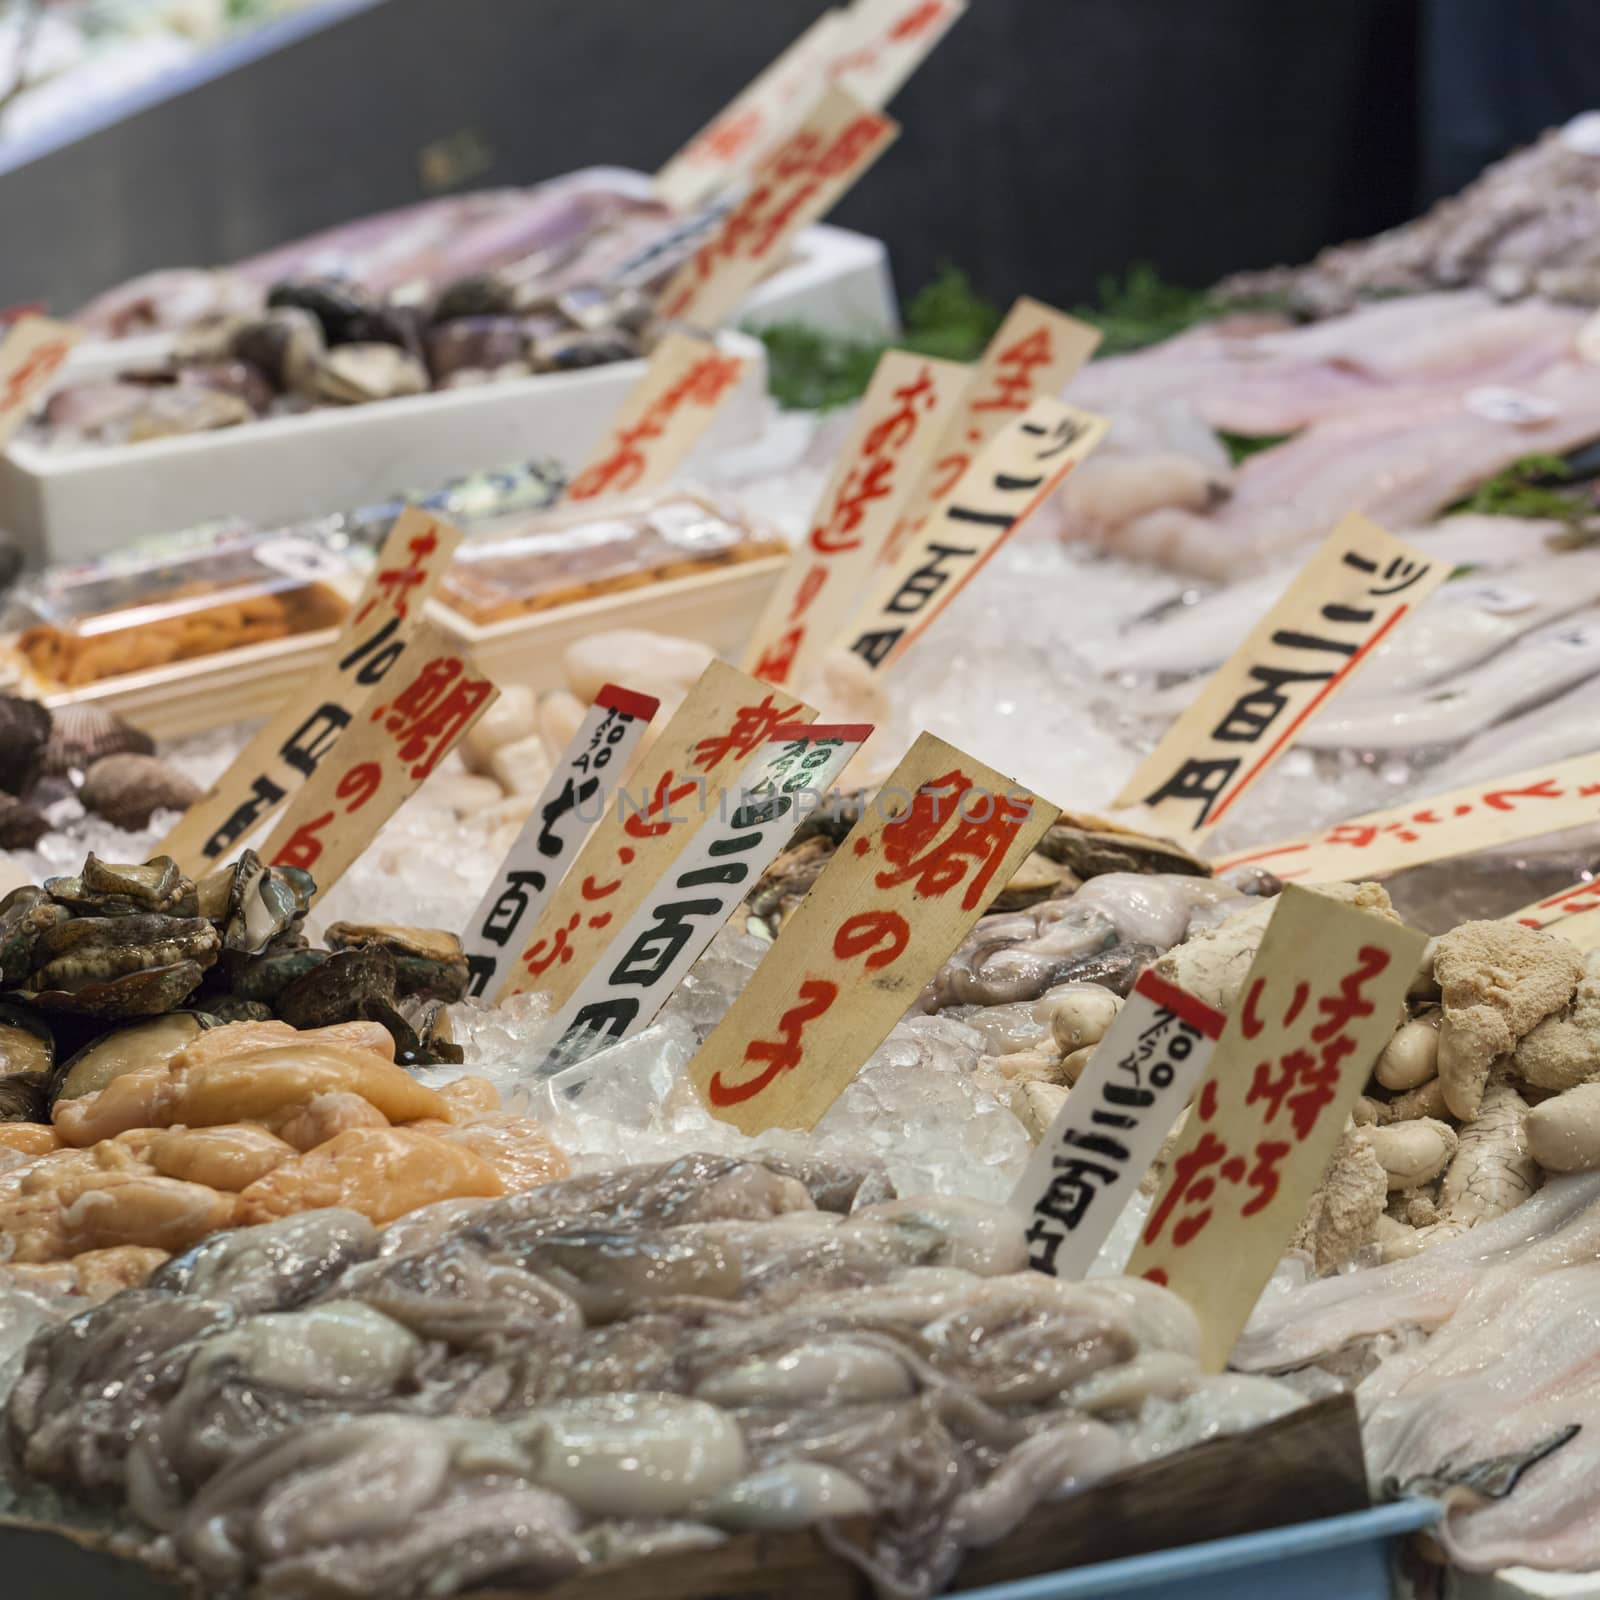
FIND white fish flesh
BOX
[1101,516,1570,679]
[1300,609,1600,750]
[1099,359,1600,578]
[1424,677,1600,789]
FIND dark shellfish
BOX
[0,695,52,796]
[38,703,154,780]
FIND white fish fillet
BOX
[1107,360,1600,578]
[1300,609,1600,750]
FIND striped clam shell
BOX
[41,704,154,781]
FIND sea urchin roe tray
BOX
[435,491,787,625]
[4,527,353,690]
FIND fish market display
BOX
[2,1152,1303,1598]
[1220,114,1600,317]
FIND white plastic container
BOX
[0,330,766,566]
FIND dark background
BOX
[1,0,1596,313]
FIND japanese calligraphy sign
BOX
[655,10,852,213]
[878,297,1102,568]
[462,685,659,999]
[687,731,1059,1133]
[743,349,969,686]
[1116,515,1449,837]
[534,722,869,1074]
[658,86,898,330]
[1011,969,1225,1282]
[843,396,1107,671]
[496,660,816,1007]
[1125,886,1426,1371]
[1507,879,1600,951]
[825,0,968,110]
[158,509,461,875]
[565,333,747,503]
[0,315,80,447]
[257,622,498,895]
[1211,749,1600,885]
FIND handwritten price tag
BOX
[879,298,1101,568]
[0,315,81,448]
[256,621,497,894]
[565,333,747,502]
[655,10,852,213]
[158,509,463,874]
[534,722,869,1073]
[743,349,968,686]
[843,395,1106,670]
[1118,514,1449,837]
[1507,878,1600,952]
[826,0,968,108]
[462,684,659,998]
[658,85,898,330]
[1125,886,1425,1371]
[1212,749,1600,884]
[687,731,1059,1133]
[1011,969,1225,1281]
[496,660,815,1007]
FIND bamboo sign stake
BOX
[564,333,747,503]
[157,509,462,874]
[257,621,498,896]
[0,315,80,446]
[495,660,816,1008]
[743,349,970,687]
[532,721,869,1074]
[1124,886,1426,1371]
[687,731,1058,1133]
[877,297,1102,569]
[1117,514,1450,838]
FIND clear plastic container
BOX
[8,525,352,687]
[436,490,787,625]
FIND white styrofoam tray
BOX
[0,330,766,567]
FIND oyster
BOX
[0,1004,53,1078]
[47,855,189,914]
[275,946,399,1031]
[0,888,72,987]
[231,307,323,392]
[222,853,302,955]
[1037,816,1212,879]
[324,924,469,1002]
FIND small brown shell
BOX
[40,704,154,780]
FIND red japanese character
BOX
[1142,1131,1245,1249]
[1241,1140,1291,1216]
[622,771,703,839]
[1311,945,1388,1042]
[751,629,803,686]
[692,696,792,771]
[926,450,969,499]
[355,526,438,623]
[857,366,938,459]
[580,873,621,902]
[1482,779,1565,811]
[664,352,744,409]
[372,655,493,780]
[693,106,762,165]
[972,326,1055,414]
[1325,821,1380,849]
[811,454,898,554]
[1246,1045,1339,1141]
[833,909,910,970]
[789,563,828,620]
[567,426,654,502]
[707,979,837,1106]
[1241,977,1308,1040]
[1,338,69,412]
[874,771,1031,911]
[524,913,581,979]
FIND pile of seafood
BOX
[0,1014,566,1293]
[42,273,663,447]
[0,694,195,853]
[1220,114,1600,316]
[3,1152,1304,1599]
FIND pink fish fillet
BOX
[1107,357,1600,578]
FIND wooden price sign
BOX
[257,621,497,894]
[743,349,969,686]
[687,731,1059,1133]
[462,685,660,999]
[1116,514,1450,838]
[1011,969,1225,1281]
[1507,878,1600,951]
[1124,886,1426,1371]
[878,297,1102,568]
[1212,748,1600,885]
[0,315,81,447]
[158,509,461,874]
[496,660,815,1007]
[534,722,869,1074]
[655,10,852,213]
[564,333,747,503]
[842,395,1106,671]
[658,86,898,330]
[824,0,968,109]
